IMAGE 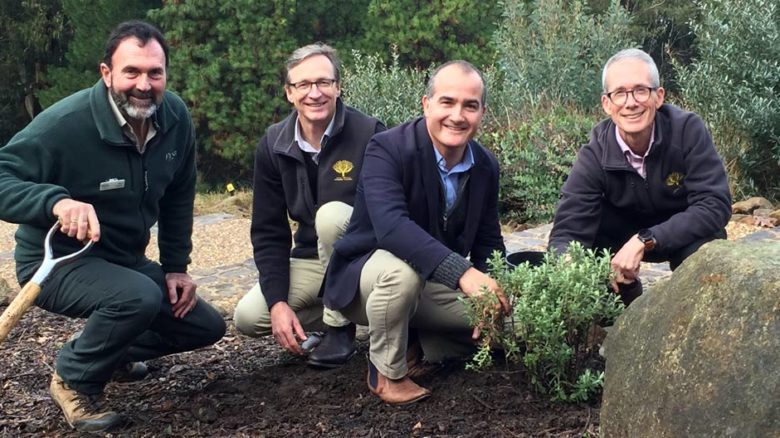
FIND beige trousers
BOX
[233,201,352,337]
[342,249,476,379]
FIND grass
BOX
[194,190,253,218]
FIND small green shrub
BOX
[361,0,500,69]
[482,105,596,224]
[462,243,623,402]
[674,0,780,200]
[494,0,635,112]
[341,50,429,128]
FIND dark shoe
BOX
[49,372,123,432]
[367,358,431,406]
[405,342,441,378]
[307,323,357,368]
[112,361,149,382]
[619,279,643,307]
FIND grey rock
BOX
[732,196,773,214]
[601,239,780,438]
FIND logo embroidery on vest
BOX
[333,160,354,181]
[665,171,684,193]
[165,150,177,162]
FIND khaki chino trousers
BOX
[233,201,352,336]
[342,249,476,380]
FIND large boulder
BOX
[601,239,780,437]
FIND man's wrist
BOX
[432,253,473,290]
[637,228,656,251]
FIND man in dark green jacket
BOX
[0,21,225,432]
[549,49,731,305]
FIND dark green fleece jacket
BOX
[0,80,196,281]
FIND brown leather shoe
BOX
[49,372,123,432]
[367,358,431,405]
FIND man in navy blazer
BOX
[322,61,508,405]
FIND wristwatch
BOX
[637,228,656,251]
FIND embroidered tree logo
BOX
[665,172,684,192]
[333,160,354,180]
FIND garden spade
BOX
[0,222,93,344]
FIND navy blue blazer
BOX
[322,117,505,310]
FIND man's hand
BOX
[53,199,100,242]
[165,272,198,318]
[269,302,307,356]
[610,235,644,292]
[458,267,510,339]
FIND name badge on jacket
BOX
[99,178,125,191]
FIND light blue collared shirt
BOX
[434,144,475,211]
[294,115,336,165]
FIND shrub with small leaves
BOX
[341,50,429,128]
[674,0,780,199]
[481,104,595,224]
[462,243,623,402]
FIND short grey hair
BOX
[601,48,660,93]
[426,60,488,106]
[285,43,341,83]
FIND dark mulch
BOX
[0,308,599,437]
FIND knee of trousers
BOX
[373,261,424,310]
[315,201,352,246]
[197,307,228,347]
[106,287,163,325]
[233,291,271,338]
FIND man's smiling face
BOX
[601,58,665,146]
[422,64,486,155]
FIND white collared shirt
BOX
[294,115,336,165]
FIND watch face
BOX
[638,229,655,250]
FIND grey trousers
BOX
[233,201,352,336]
[342,249,476,379]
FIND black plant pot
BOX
[505,251,546,268]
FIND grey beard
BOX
[122,101,157,120]
[111,89,158,121]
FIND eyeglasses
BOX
[287,79,337,93]
[604,86,656,106]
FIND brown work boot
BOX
[367,358,431,406]
[49,372,123,432]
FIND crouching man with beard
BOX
[0,20,226,432]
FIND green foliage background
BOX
[0,0,68,145]
[150,0,299,180]
[674,0,780,200]
[1,0,778,218]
